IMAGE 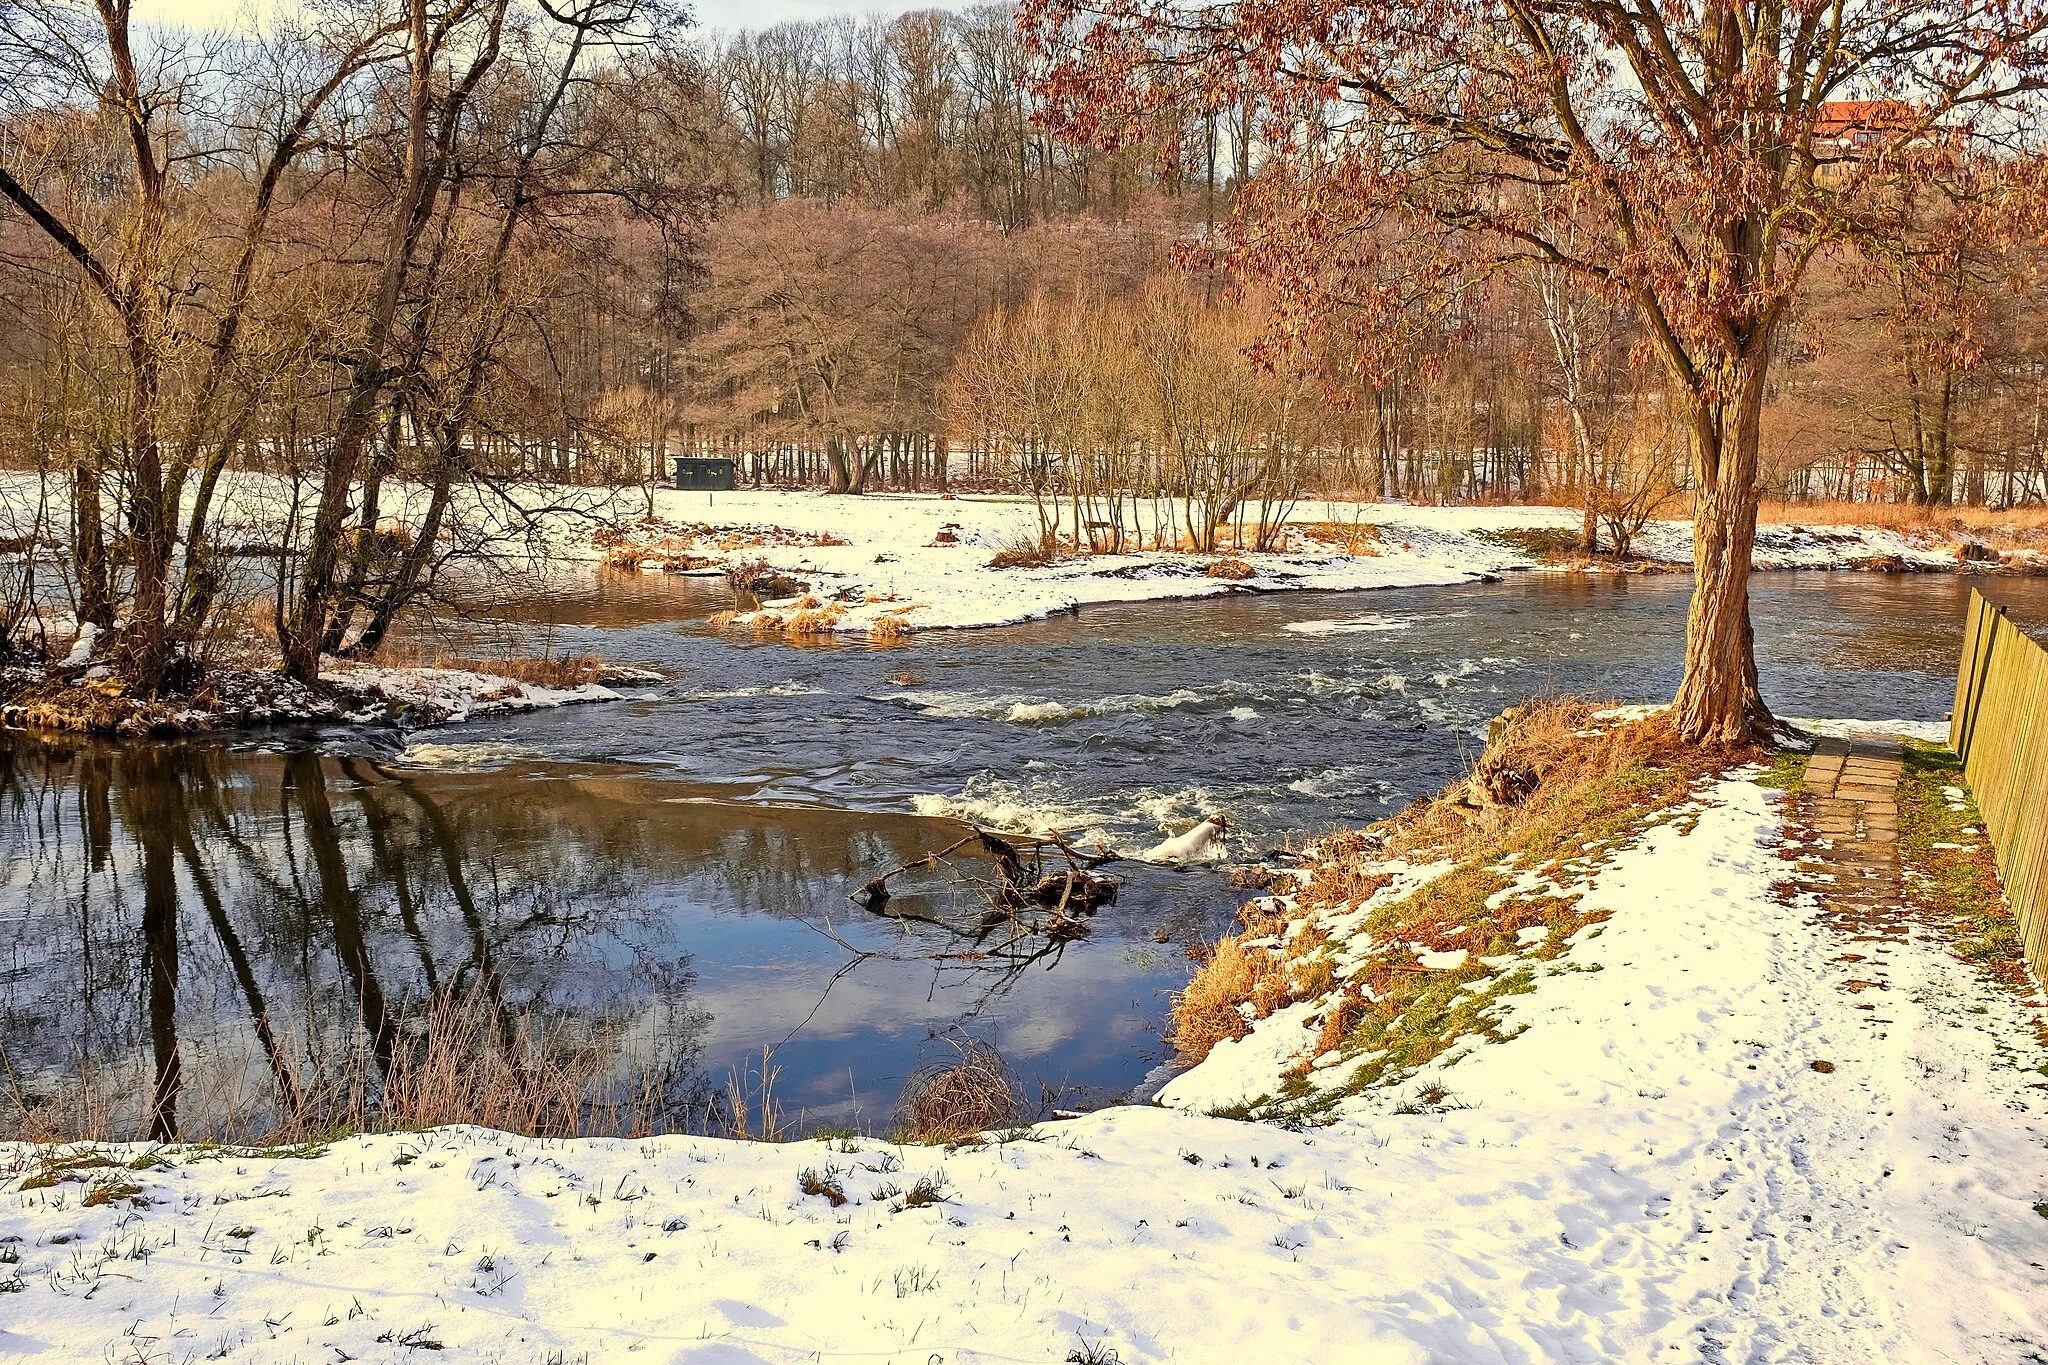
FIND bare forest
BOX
[3,0,2047,698]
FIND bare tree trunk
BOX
[1670,357,1772,744]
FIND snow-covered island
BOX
[588,489,2048,637]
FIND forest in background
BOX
[2,0,2046,693]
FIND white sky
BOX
[132,0,969,32]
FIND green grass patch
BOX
[1754,748,1807,794]
[1897,742,2025,975]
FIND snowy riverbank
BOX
[8,755,2044,1363]
[597,490,2045,637]
[0,659,658,737]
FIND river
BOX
[2,569,2040,1141]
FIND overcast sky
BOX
[132,0,969,32]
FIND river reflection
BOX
[0,738,1222,1141]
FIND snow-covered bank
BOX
[8,763,2043,1363]
[596,490,2046,636]
[0,659,657,738]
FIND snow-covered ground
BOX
[316,662,660,727]
[8,766,2043,1363]
[605,490,2040,636]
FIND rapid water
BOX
[2,569,2038,1139]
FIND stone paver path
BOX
[1799,736,1908,1003]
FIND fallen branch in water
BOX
[846,824,1123,974]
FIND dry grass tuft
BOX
[708,610,741,628]
[1295,521,1384,554]
[894,1041,1015,1143]
[749,611,787,634]
[430,654,609,688]
[1313,989,1371,1056]
[987,529,1062,570]
[784,605,845,636]
[1168,937,1297,1064]
[1205,558,1256,580]
[868,609,918,642]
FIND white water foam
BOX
[909,778,1114,844]
[691,681,826,700]
[1283,613,1415,636]
[398,742,535,769]
[884,685,1253,727]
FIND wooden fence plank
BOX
[1951,587,2048,988]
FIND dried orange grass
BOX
[1168,936,1302,1064]
[430,654,609,688]
[784,606,845,635]
[1759,499,2048,550]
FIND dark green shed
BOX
[671,456,737,491]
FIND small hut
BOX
[671,455,737,491]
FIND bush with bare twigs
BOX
[894,1040,1016,1142]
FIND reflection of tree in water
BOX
[0,738,712,1141]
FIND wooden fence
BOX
[1950,587,2048,985]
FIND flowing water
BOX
[4,569,2043,1139]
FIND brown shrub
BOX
[895,1041,1015,1142]
[1205,558,1255,580]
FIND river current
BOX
[2,569,2040,1138]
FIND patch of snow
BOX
[61,622,96,667]
[1787,716,1952,744]
[1138,815,1230,865]
[1282,613,1416,636]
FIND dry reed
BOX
[894,1040,1015,1142]
[1,984,703,1146]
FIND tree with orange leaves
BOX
[1021,0,2048,742]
